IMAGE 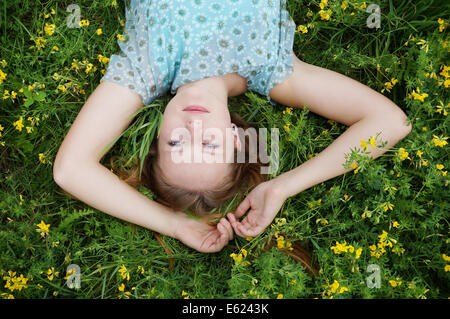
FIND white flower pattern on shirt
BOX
[101,0,296,106]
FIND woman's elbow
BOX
[53,150,74,187]
[393,110,413,139]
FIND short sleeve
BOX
[100,1,160,106]
[246,1,296,106]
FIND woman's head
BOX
[143,110,266,216]
[113,74,267,217]
[157,81,241,191]
[146,75,266,215]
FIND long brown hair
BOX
[111,112,267,220]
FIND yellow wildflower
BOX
[39,153,47,164]
[13,116,24,132]
[79,19,90,27]
[118,264,130,281]
[410,87,428,102]
[0,69,7,84]
[381,202,394,212]
[397,148,410,161]
[96,28,103,35]
[36,220,50,237]
[44,23,55,36]
[431,134,448,148]
[438,18,446,32]
[318,9,332,21]
[46,267,59,281]
[297,25,308,33]
[360,138,369,150]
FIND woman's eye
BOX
[203,142,218,149]
[168,140,181,147]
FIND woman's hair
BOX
[111,112,267,220]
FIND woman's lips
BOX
[182,105,209,113]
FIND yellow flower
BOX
[46,267,59,281]
[118,264,130,281]
[389,280,400,287]
[360,139,368,150]
[97,54,110,64]
[445,265,450,272]
[44,23,55,36]
[297,25,308,34]
[79,19,90,27]
[137,265,145,274]
[116,34,126,41]
[2,271,29,292]
[319,0,328,10]
[318,9,332,21]
[392,221,400,228]
[355,248,362,259]
[431,134,448,148]
[341,0,348,10]
[39,153,47,164]
[118,283,125,292]
[369,136,377,148]
[397,148,410,161]
[416,150,423,157]
[436,164,444,170]
[410,87,428,102]
[96,28,103,35]
[330,280,339,294]
[13,116,24,132]
[0,69,7,84]
[382,202,394,212]
[276,294,283,299]
[438,18,446,32]
[36,220,50,237]
[382,78,398,93]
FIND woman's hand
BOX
[226,179,287,238]
[173,213,234,253]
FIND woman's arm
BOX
[227,54,412,237]
[53,81,182,237]
[268,54,412,198]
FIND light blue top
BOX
[101,0,296,106]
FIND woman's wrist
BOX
[268,176,291,202]
[170,210,189,240]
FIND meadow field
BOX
[0,0,448,299]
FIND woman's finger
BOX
[234,196,251,219]
[220,218,234,241]
[227,213,246,238]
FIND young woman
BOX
[53,0,412,253]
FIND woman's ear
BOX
[232,124,242,152]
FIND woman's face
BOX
[157,84,241,191]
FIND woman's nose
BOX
[186,119,203,134]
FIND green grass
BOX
[0,0,449,299]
